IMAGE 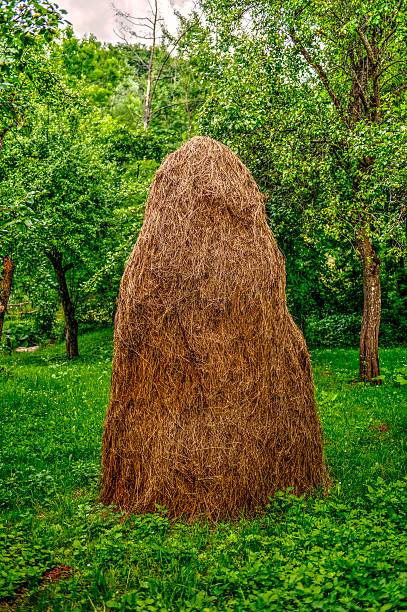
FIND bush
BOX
[305,313,361,348]
[305,310,406,349]
[380,309,407,347]
[3,318,38,348]
[3,311,62,349]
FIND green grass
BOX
[0,330,406,611]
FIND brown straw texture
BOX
[101,136,327,520]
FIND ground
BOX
[0,330,406,610]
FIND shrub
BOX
[305,314,361,348]
[306,310,407,349]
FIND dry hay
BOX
[101,136,327,520]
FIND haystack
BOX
[101,136,327,520]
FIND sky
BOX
[57,0,194,44]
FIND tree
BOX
[1,23,169,355]
[0,256,14,340]
[115,0,162,129]
[189,0,407,381]
[0,0,66,341]
[0,102,119,357]
[60,30,129,107]
[114,3,200,138]
[0,0,67,140]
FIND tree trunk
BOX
[48,251,79,359]
[0,255,15,341]
[143,50,154,130]
[356,235,381,383]
[143,0,158,130]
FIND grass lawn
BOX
[0,329,406,611]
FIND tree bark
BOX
[0,255,15,341]
[356,235,381,383]
[48,251,79,359]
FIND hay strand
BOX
[101,136,327,520]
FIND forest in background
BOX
[0,0,406,379]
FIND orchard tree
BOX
[191,0,407,381]
[0,0,66,340]
[0,103,119,357]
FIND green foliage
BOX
[185,0,407,350]
[60,31,128,107]
[0,0,66,38]
[0,102,122,343]
[306,314,361,349]
[2,309,62,349]
[305,306,406,350]
[0,333,406,609]
[0,0,67,132]
[106,125,165,164]
[0,520,52,599]
[380,312,407,349]
[0,64,145,342]
[1,26,187,350]
[3,317,37,348]
[381,262,407,347]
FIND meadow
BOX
[0,330,406,611]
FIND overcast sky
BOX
[57,0,194,43]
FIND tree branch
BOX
[388,79,407,95]
[289,28,349,127]
[150,21,201,105]
[150,98,203,119]
[356,27,377,66]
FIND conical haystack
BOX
[101,136,327,520]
